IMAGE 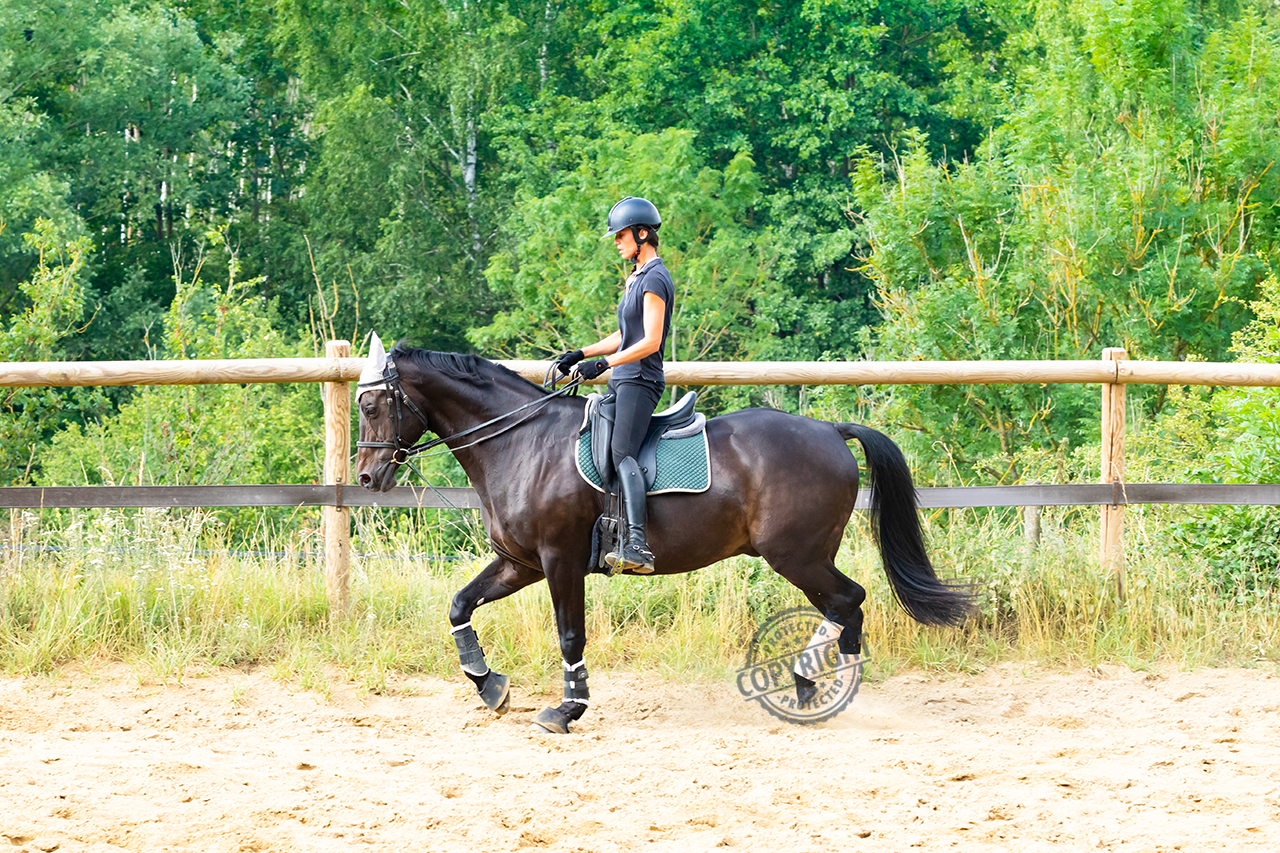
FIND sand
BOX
[2,662,1279,852]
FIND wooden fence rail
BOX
[7,347,1280,610]
[8,355,1280,388]
[4,483,1280,511]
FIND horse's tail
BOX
[835,423,977,627]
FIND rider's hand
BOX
[552,349,585,375]
[577,358,610,380]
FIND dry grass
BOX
[3,504,1279,690]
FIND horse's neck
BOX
[418,373,563,488]
[422,368,539,431]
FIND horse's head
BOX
[355,332,428,492]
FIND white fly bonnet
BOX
[357,331,391,400]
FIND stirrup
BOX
[605,542,655,574]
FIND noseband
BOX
[356,359,582,465]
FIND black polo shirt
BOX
[613,258,674,383]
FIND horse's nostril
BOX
[357,472,371,487]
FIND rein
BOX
[356,360,582,465]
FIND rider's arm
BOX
[581,330,622,358]
[605,293,665,368]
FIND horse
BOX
[354,343,975,733]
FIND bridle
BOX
[356,362,434,464]
[356,359,581,465]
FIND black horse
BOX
[355,346,974,733]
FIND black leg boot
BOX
[605,456,655,573]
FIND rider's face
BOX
[614,228,639,258]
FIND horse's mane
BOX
[389,344,548,395]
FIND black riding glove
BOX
[553,349,585,375]
[578,358,610,380]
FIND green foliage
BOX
[0,0,1037,372]
[0,4,79,292]
[477,129,776,356]
[38,234,321,505]
[0,221,105,484]
[2,0,312,360]
[1161,273,1280,593]
[847,5,1280,483]
[0,222,90,360]
[492,0,1024,361]
[274,0,540,350]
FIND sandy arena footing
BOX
[2,663,1279,851]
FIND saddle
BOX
[575,391,709,494]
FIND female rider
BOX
[553,197,674,573]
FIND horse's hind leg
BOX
[760,550,867,708]
[449,557,542,715]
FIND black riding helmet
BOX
[601,197,661,246]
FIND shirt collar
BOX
[626,257,662,287]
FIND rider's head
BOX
[602,197,661,262]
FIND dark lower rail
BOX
[1,483,1278,510]
[0,485,483,510]
[919,483,1280,508]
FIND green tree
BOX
[0,3,84,300]
[474,128,779,408]
[0,221,105,484]
[178,0,318,326]
[1156,272,1280,594]
[39,233,322,492]
[846,4,1280,483]
[495,0,1027,360]
[2,0,314,363]
[274,0,543,350]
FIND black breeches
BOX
[609,378,664,471]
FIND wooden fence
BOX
[6,344,1280,610]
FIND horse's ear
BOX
[358,331,391,399]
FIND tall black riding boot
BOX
[605,456,656,573]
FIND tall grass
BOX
[3,504,1279,689]
[858,506,1280,677]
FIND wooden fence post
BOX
[1100,347,1127,598]
[323,340,352,617]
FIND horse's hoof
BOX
[479,672,510,714]
[530,706,571,734]
[795,674,818,709]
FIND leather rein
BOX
[356,360,581,465]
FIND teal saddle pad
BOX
[575,423,711,495]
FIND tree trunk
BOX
[464,93,481,260]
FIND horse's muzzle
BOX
[357,462,399,493]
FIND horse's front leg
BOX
[531,549,589,734]
[449,556,542,715]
